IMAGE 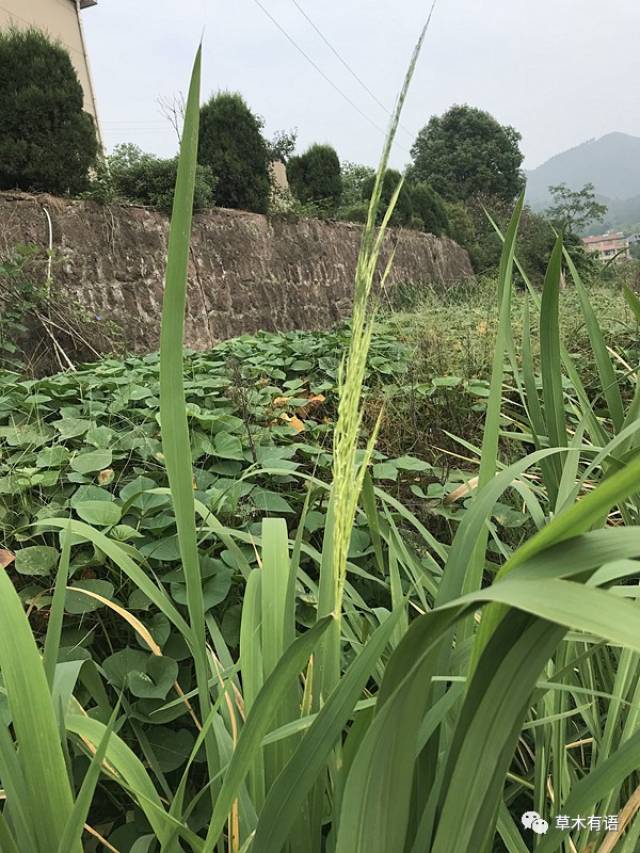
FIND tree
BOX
[410,182,450,236]
[266,129,297,164]
[410,105,525,203]
[0,27,98,195]
[198,92,271,213]
[287,144,342,210]
[340,161,376,207]
[546,183,608,233]
[361,169,413,226]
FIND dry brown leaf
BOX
[98,468,114,485]
[296,393,326,418]
[444,476,479,504]
[0,549,15,568]
[83,824,120,852]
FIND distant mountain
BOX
[589,193,640,237]
[525,133,640,216]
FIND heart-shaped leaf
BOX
[74,501,122,526]
[14,545,59,576]
[71,449,113,475]
[129,655,178,699]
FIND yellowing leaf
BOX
[98,468,114,485]
[287,415,306,433]
[273,396,291,408]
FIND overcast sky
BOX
[83,0,640,172]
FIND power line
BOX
[250,0,404,149]
[288,0,415,143]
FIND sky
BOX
[82,0,640,172]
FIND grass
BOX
[385,276,638,380]
[1,36,640,853]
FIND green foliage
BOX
[287,143,342,210]
[411,104,525,203]
[546,181,608,233]
[336,201,369,224]
[198,91,271,213]
[451,194,597,281]
[0,246,45,370]
[93,144,216,212]
[444,199,476,248]
[410,181,450,235]
[0,244,123,375]
[338,161,376,207]
[266,128,298,164]
[0,28,98,195]
[362,168,413,226]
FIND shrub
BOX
[198,91,271,213]
[410,182,450,235]
[444,200,475,248]
[336,202,369,224]
[0,27,98,195]
[287,143,342,210]
[361,168,413,226]
[102,144,215,212]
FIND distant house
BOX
[582,231,631,261]
[0,0,101,142]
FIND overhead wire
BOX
[249,0,414,156]
[288,0,415,143]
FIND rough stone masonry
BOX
[0,192,474,353]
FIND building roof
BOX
[582,231,627,245]
[79,0,98,8]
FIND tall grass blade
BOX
[66,713,180,846]
[252,611,400,852]
[461,193,523,602]
[43,521,72,687]
[0,563,77,851]
[157,45,221,792]
[56,703,119,853]
[204,617,333,848]
[539,235,567,505]
[565,248,625,432]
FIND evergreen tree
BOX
[0,27,98,194]
[410,182,450,235]
[287,144,342,210]
[198,92,271,213]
